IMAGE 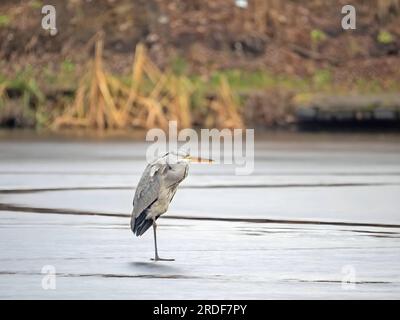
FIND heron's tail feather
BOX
[131,210,153,236]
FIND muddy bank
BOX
[0,1,399,130]
[1,0,399,80]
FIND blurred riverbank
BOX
[1,1,399,131]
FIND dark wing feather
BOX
[132,198,158,236]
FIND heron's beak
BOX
[188,156,213,163]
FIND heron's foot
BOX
[151,257,175,262]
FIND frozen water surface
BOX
[0,133,399,299]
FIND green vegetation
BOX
[29,0,43,9]
[311,29,327,43]
[377,30,394,44]
[61,59,76,73]
[0,15,11,28]
[170,56,189,76]
[312,69,332,89]
[0,69,44,105]
[0,60,399,129]
[0,68,48,127]
[191,70,307,94]
[310,29,327,52]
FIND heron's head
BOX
[163,151,213,164]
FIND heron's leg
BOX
[151,220,174,262]
[152,220,159,260]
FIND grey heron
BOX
[130,151,212,261]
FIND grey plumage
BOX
[130,151,211,261]
[131,157,188,236]
[131,152,189,233]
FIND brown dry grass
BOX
[53,37,243,131]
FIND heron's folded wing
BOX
[131,164,163,218]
